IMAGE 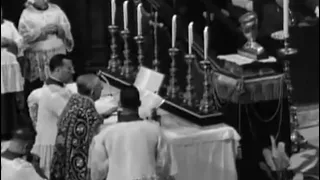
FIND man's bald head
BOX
[76,74,103,100]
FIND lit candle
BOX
[283,0,289,38]
[188,22,194,54]
[172,15,177,48]
[123,1,128,30]
[137,3,142,36]
[204,26,209,60]
[111,0,116,25]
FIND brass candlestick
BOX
[149,11,163,72]
[121,30,133,79]
[199,60,214,114]
[183,54,196,107]
[134,35,144,67]
[278,38,306,153]
[166,47,180,100]
[108,25,120,73]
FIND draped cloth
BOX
[50,94,104,180]
[1,157,45,180]
[1,50,24,94]
[18,3,74,82]
[213,73,285,104]
[1,49,25,140]
[89,121,178,180]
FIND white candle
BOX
[137,3,142,35]
[188,22,194,54]
[204,26,209,60]
[283,0,289,38]
[111,0,116,25]
[172,15,177,48]
[123,1,128,30]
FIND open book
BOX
[138,89,165,118]
[134,66,165,93]
[133,67,166,118]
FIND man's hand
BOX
[42,24,58,35]
[101,106,118,119]
[315,6,319,18]
[56,26,65,39]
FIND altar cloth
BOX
[100,84,240,180]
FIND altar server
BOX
[1,128,47,180]
[90,85,177,180]
[19,0,74,94]
[31,54,74,177]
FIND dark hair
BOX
[120,85,141,109]
[49,54,70,72]
[12,127,37,141]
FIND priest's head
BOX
[49,54,75,83]
[7,127,37,155]
[26,0,49,9]
[76,74,103,101]
[120,85,141,111]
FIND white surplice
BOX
[18,3,74,81]
[31,84,73,177]
[90,120,177,180]
[1,157,46,180]
[27,83,77,126]
[1,20,23,56]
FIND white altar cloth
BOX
[101,87,240,180]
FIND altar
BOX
[97,83,240,180]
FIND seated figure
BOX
[1,127,47,180]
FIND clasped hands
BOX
[41,24,65,38]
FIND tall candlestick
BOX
[283,0,289,38]
[171,15,177,48]
[123,1,128,30]
[188,22,194,54]
[111,0,116,25]
[137,3,142,36]
[204,26,209,60]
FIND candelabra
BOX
[134,35,144,67]
[278,38,306,153]
[166,47,180,100]
[121,30,133,79]
[199,60,214,114]
[150,12,163,72]
[108,25,120,73]
[183,54,196,107]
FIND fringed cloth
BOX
[31,144,54,178]
[1,49,24,94]
[24,40,67,82]
[213,73,285,104]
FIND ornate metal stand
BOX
[150,12,162,72]
[108,25,120,73]
[134,35,144,67]
[183,54,196,107]
[278,38,306,153]
[199,60,214,114]
[166,47,180,100]
[121,30,133,79]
